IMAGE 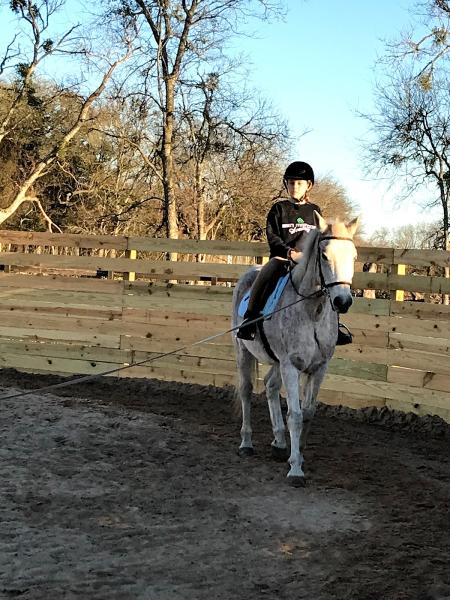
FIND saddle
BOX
[238,273,290,319]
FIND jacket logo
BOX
[288,223,316,235]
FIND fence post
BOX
[363,262,377,299]
[125,248,136,282]
[395,263,405,302]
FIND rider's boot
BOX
[236,312,259,340]
[337,321,353,345]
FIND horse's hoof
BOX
[287,475,306,488]
[271,446,289,462]
[238,446,255,457]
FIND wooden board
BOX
[321,374,450,411]
[352,272,450,294]
[0,231,127,250]
[131,351,237,376]
[327,357,387,381]
[117,362,234,388]
[389,333,450,355]
[122,337,234,358]
[351,297,390,315]
[0,339,132,363]
[0,252,250,280]
[354,246,450,268]
[387,366,450,393]
[124,281,234,297]
[344,313,450,339]
[122,295,232,316]
[385,399,450,423]
[0,352,126,377]
[393,248,450,269]
[127,236,269,257]
[317,388,386,409]
[0,325,120,347]
[0,288,122,311]
[0,273,123,294]
[390,300,450,321]
[336,345,450,375]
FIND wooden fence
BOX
[0,230,449,422]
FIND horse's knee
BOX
[289,353,307,371]
[239,381,253,398]
[287,410,303,428]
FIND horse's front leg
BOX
[300,362,327,452]
[279,361,305,485]
[264,364,288,461]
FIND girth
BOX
[257,320,279,363]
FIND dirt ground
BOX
[0,368,449,600]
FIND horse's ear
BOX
[314,210,328,233]
[346,216,360,238]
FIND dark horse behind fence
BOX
[232,212,359,486]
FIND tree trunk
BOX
[195,161,207,263]
[162,76,178,261]
[443,185,449,305]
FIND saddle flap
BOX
[238,273,290,318]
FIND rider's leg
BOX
[237,257,289,340]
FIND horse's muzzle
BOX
[333,295,353,314]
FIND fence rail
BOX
[0,230,449,423]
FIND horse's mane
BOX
[291,228,321,287]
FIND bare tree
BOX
[310,176,356,223]
[0,0,135,230]
[385,0,450,84]
[363,0,450,304]
[111,0,285,253]
[178,71,288,243]
[362,66,450,301]
[0,0,82,145]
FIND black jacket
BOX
[266,199,322,259]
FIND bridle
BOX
[318,235,355,289]
[288,234,356,309]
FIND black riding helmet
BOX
[283,161,314,184]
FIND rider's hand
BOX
[288,249,302,263]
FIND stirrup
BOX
[337,322,353,345]
[236,318,257,340]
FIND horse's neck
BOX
[291,233,320,293]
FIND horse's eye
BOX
[321,252,329,261]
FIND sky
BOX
[233,0,442,236]
[0,0,443,238]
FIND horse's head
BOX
[314,212,359,314]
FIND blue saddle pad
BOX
[238,273,290,319]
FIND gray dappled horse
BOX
[232,212,359,486]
